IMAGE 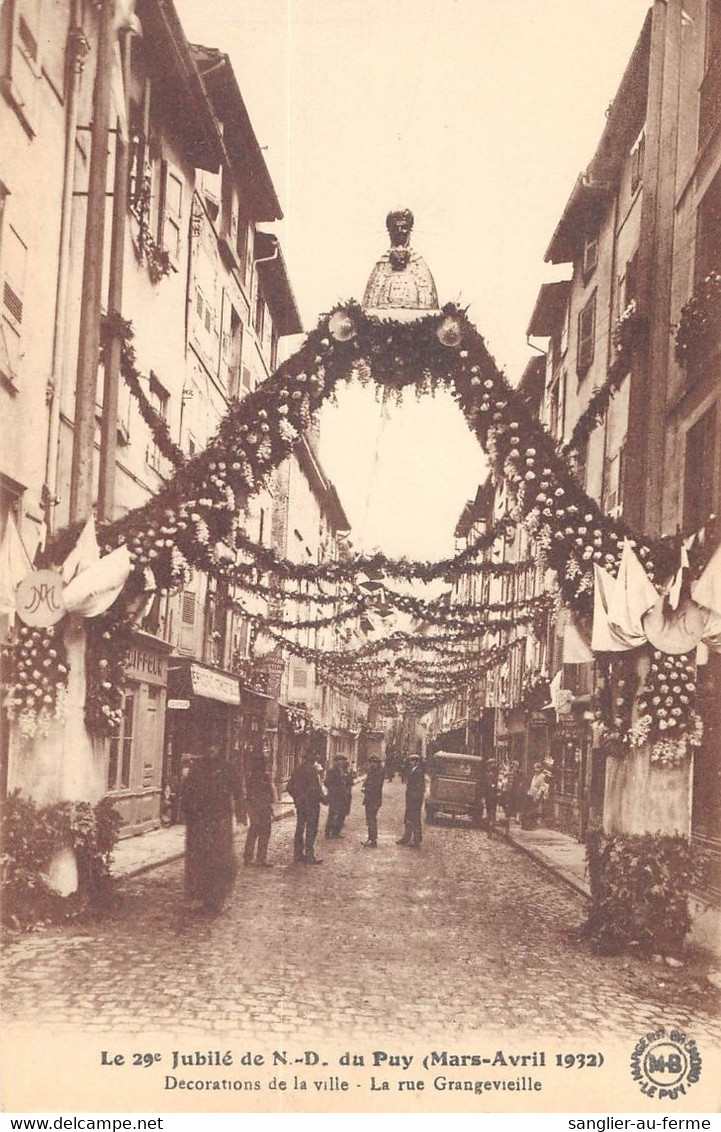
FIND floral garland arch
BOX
[10,301,714,752]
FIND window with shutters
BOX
[603,442,626,517]
[577,292,596,377]
[0,219,27,388]
[179,589,196,652]
[548,370,566,440]
[158,161,183,266]
[292,666,308,689]
[630,132,645,195]
[683,407,717,532]
[254,288,265,337]
[182,591,196,625]
[582,232,598,279]
[695,165,721,285]
[146,375,169,472]
[2,0,43,135]
[221,300,243,399]
[699,0,721,150]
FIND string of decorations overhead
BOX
[229,518,523,585]
[29,300,716,735]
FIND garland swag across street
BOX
[21,302,718,745]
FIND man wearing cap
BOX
[324,754,347,839]
[361,755,384,847]
[287,750,328,864]
[397,754,425,847]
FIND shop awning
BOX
[168,661,241,705]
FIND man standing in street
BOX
[181,744,244,914]
[242,754,275,868]
[287,750,327,864]
[361,754,384,847]
[338,756,354,834]
[397,753,425,848]
[324,754,346,839]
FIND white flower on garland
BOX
[256,438,273,464]
[651,735,689,768]
[627,714,652,748]
[170,546,191,587]
[193,516,210,545]
[278,418,298,445]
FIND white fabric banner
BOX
[606,539,658,641]
[62,545,132,617]
[61,516,101,583]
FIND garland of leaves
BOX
[562,301,645,459]
[585,829,698,955]
[595,648,702,767]
[101,316,187,470]
[84,601,137,737]
[229,517,523,585]
[1,791,121,929]
[675,271,721,366]
[131,179,173,285]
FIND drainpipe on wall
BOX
[68,0,115,524]
[44,6,90,534]
[98,30,133,522]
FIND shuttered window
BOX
[4,0,43,134]
[0,222,27,385]
[577,292,596,376]
[182,592,196,625]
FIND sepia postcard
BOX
[1,0,720,1116]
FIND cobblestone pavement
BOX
[2,780,720,1044]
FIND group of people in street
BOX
[179,745,428,914]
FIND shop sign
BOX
[125,646,167,686]
[531,711,549,728]
[189,664,241,705]
[555,689,574,717]
[556,715,580,737]
[167,699,190,710]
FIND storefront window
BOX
[556,742,580,798]
[108,693,135,790]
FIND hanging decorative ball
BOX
[328,310,356,342]
[436,316,463,347]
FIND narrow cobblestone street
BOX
[2,780,720,1044]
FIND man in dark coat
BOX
[242,756,275,867]
[338,756,354,833]
[361,754,384,847]
[181,744,244,914]
[397,754,425,847]
[324,754,346,839]
[287,750,327,864]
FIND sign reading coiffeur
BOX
[15,570,66,628]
